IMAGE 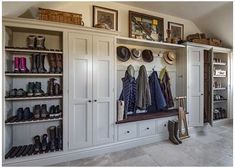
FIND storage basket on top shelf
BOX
[38,8,84,26]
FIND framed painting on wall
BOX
[129,11,164,42]
[168,22,184,40]
[93,5,118,31]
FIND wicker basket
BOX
[38,8,84,26]
[208,38,222,47]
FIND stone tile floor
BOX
[51,123,233,167]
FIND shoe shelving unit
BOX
[3,26,64,160]
[212,52,229,121]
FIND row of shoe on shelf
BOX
[213,108,227,120]
[214,94,226,101]
[7,78,62,98]
[5,104,62,123]
[5,125,63,159]
[13,53,62,73]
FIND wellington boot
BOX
[173,120,182,144]
[34,82,44,96]
[168,120,179,145]
[31,54,38,73]
[55,54,63,73]
[48,54,56,73]
[48,78,56,96]
[48,126,56,151]
[38,54,47,73]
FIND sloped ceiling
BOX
[121,1,233,48]
[2,1,233,48]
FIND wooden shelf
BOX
[6,118,62,125]
[5,95,63,101]
[116,37,185,49]
[213,62,226,66]
[214,99,227,103]
[213,87,226,91]
[5,72,63,77]
[213,75,226,78]
[116,109,188,124]
[5,47,63,54]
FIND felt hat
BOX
[163,51,176,65]
[117,46,131,62]
[131,48,141,60]
[142,49,154,62]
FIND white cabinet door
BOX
[188,47,204,126]
[92,35,115,145]
[68,32,93,150]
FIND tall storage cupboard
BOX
[68,32,115,150]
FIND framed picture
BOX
[129,11,164,42]
[93,5,118,31]
[168,22,184,40]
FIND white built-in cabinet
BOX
[187,47,204,126]
[177,43,232,127]
[68,32,115,150]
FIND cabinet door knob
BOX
[94,100,97,102]
[88,100,92,102]
[126,131,130,133]
[146,127,149,130]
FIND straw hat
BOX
[163,51,176,65]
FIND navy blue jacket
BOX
[119,71,137,118]
[147,71,167,112]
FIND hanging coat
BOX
[136,65,151,110]
[119,71,137,117]
[147,71,167,112]
[159,68,174,108]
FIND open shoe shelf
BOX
[5,47,63,54]
[5,95,63,101]
[5,117,63,125]
[5,72,63,77]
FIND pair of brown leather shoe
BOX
[48,54,63,73]
[168,120,182,145]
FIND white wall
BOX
[194,2,233,48]
[3,1,201,39]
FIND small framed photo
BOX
[93,5,118,31]
[168,22,184,40]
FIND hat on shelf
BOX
[131,48,141,60]
[142,49,154,62]
[163,51,176,65]
[117,46,131,62]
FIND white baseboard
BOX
[3,134,168,166]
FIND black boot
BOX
[168,120,179,145]
[49,105,56,118]
[41,134,48,151]
[27,82,34,96]
[57,125,63,150]
[173,120,182,144]
[33,135,41,152]
[38,54,47,73]
[48,126,56,151]
[31,54,38,73]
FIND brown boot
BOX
[48,78,56,96]
[48,54,56,73]
[168,120,179,145]
[55,54,63,73]
[173,120,182,144]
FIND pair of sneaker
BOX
[16,107,33,121]
[49,105,62,118]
